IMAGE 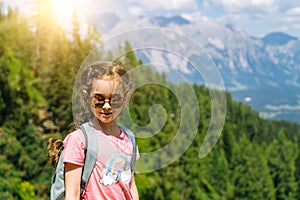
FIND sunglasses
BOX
[90,93,124,109]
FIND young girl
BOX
[48,61,139,200]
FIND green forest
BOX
[1,2,300,200]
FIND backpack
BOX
[50,122,137,200]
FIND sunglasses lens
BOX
[94,102,104,108]
[94,94,105,101]
[111,94,123,108]
[90,94,104,108]
[90,94,123,108]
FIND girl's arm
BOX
[130,175,139,200]
[65,163,83,200]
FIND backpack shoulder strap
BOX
[118,125,137,172]
[79,122,98,195]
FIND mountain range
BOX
[92,14,300,123]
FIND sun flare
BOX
[51,0,78,28]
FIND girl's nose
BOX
[102,99,111,109]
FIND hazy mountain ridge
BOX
[262,32,298,46]
[99,15,300,122]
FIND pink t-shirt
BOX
[63,126,138,200]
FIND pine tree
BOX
[267,130,297,200]
[231,136,275,199]
[295,147,300,199]
[208,147,233,199]
[0,48,13,125]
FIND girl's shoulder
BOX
[64,128,86,146]
[65,128,83,138]
[64,122,97,147]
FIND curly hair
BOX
[73,60,132,127]
[47,60,132,168]
[47,138,63,168]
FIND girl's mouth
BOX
[100,111,113,115]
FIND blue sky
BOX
[2,0,300,37]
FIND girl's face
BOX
[89,77,125,124]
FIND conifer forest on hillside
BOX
[0,2,300,200]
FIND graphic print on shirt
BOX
[99,153,132,186]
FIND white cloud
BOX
[287,6,300,15]
[207,0,278,14]
[78,0,197,18]
[140,0,197,11]
[202,0,300,37]
[128,6,143,16]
